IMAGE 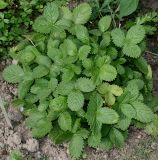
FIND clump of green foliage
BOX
[2,2,158,159]
[0,0,69,57]
[8,150,23,160]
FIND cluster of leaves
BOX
[2,2,158,159]
[88,0,140,20]
[0,0,69,57]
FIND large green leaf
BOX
[123,43,141,58]
[73,3,91,24]
[120,0,139,18]
[132,101,155,123]
[120,103,136,118]
[3,65,24,83]
[43,2,59,23]
[33,16,52,34]
[96,108,119,124]
[69,134,84,159]
[126,25,145,44]
[68,90,84,111]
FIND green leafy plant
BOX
[8,150,23,160]
[0,0,70,58]
[3,2,158,159]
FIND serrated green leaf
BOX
[43,2,59,23]
[76,78,95,92]
[58,111,72,131]
[115,116,131,131]
[32,119,52,138]
[50,96,67,112]
[86,93,103,130]
[98,16,112,32]
[97,108,119,124]
[126,25,145,44]
[33,16,52,34]
[111,28,125,47]
[110,85,123,96]
[132,101,155,123]
[68,90,84,111]
[109,128,124,148]
[49,124,72,144]
[3,65,24,83]
[75,25,89,43]
[33,65,49,79]
[55,81,74,96]
[73,3,91,24]
[78,45,91,60]
[69,135,84,159]
[134,57,148,74]
[63,39,77,56]
[123,43,141,58]
[120,103,136,118]
[99,64,117,82]
[61,6,72,20]
[36,55,52,68]
[18,80,33,99]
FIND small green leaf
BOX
[110,85,123,96]
[99,64,117,82]
[98,16,112,32]
[76,78,96,92]
[73,3,91,24]
[68,91,84,111]
[78,45,91,60]
[75,25,89,43]
[58,111,72,131]
[3,65,24,83]
[97,108,119,124]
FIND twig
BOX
[145,51,158,57]
[23,35,36,47]
[0,97,13,128]
[108,5,116,28]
